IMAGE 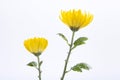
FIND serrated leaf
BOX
[58,33,70,46]
[71,63,91,72]
[71,65,82,72]
[78,63,91,70]
[72,37,88,49]
[74,37,88,45]
[27,61,37,67]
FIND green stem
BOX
[37,56,42,80]
[61,31,75,80]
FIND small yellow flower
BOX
[24,37,48,56]
[59,9,94,31]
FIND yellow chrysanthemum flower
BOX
[24,37,48,56]
[59,9,94,31]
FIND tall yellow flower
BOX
[24,37,48,56]
[59,9,94,31]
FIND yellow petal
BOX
[59,9,94,31]
[24,37,48,56]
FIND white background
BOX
[0,0,120,80]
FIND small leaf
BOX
[71,65,82,72]
[72,37,88,49]
[27,61,37,67]
[71,63,91,72]
[58,33,70,46]
[78,63,91,70]
[74,37,88,45]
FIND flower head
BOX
[24,37,48,56]
[59,9,94,31]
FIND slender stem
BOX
[61,31,75,80]
[37,56,42,80]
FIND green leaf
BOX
[71,65,82,72]
[71,63,91,72]
[72,37,88,49]
[58,33,70,46]
[74,37,88,45]
[78,63,91,70]
[27,61,37,67]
